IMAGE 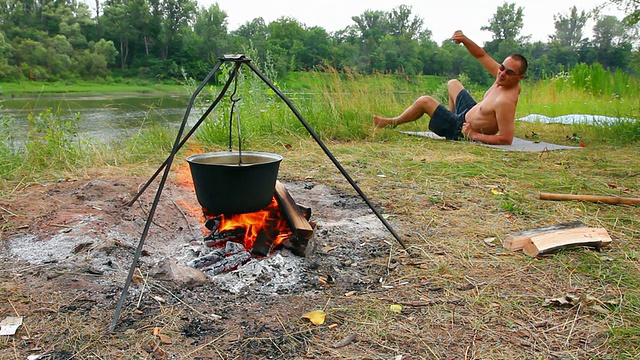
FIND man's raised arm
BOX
[451,30,500,77]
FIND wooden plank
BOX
[540,192,640,205]
[503,221,586,251]
[523,227,612,257]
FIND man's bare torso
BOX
[465,83,520,135]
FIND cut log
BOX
[540,192,640,205]
[523,227,612,257]
[274,181,314,240]
[503,221,586,251]
[250,227,274,257]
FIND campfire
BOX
[187,181,314,277]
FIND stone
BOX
[150,258,209,287]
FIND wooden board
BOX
[503,221,586,251]
[523,227,612,257]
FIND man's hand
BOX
[452,30,466,44]
[462,122,514,145]
[462,122,475,139]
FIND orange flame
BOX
[211,196,292,251]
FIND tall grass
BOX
[568,63,640,97]
[25,108,83,169]
[0,110,22,176]
[192,63,450,146]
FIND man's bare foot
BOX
[373,115,397,128]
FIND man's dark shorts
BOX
[429,89,477,140]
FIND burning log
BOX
[273,181,314,256]
[188,241,246,269]
[274,181,314,240]
[251,227,275,257]
[201,252,252,276]
[203,228,245,248]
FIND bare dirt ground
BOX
[0,151,633,359]
[0,172,406,359]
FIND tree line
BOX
[0,0,638,86]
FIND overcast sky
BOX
[198,0,625,45]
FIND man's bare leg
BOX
[447,79,464,112]
[373,96,440,128]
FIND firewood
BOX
[523,227,612,257]
[540,192,640,205]
[503,221,586,251]
[251,228,274,257]
[201,251,251,276]
[274,181,314,240]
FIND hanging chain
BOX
[227,69,243,163]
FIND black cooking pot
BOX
[186,151,283,215]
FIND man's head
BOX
[496,54,527,86]
[509,54,528,74]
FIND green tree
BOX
[481,2,526,42]
[417,38,452,76]
[158,0,196,60]
[351,9,387,43]
[608,0,640,25]
[546,42,579,71]
[128,0,156,57]
[101,0,133,69]
[185,3,229,68]
[230,17,268,57]
[300,26,330,70]
[593,15,626,49]
[13,38,49,79]
[73,39,117,78]
[387,5,424,40]
[266,17,306,72]
[551,6,589,47]
[592,15,633,69]
[346,5,428,73]
[0,30,19,79]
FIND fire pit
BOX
[110,55,405,332]
[186,180,315,276]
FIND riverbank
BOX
[0,80,185,98]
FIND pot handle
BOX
[227,74,243,164]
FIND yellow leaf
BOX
[301,310,326,325]
[491,188,503,195]
[390,304,403,313]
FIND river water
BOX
[0,93,213,143]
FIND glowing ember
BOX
[204,196,293,252]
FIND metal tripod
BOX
[109,54,409,332]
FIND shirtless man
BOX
[373,30,527,145]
